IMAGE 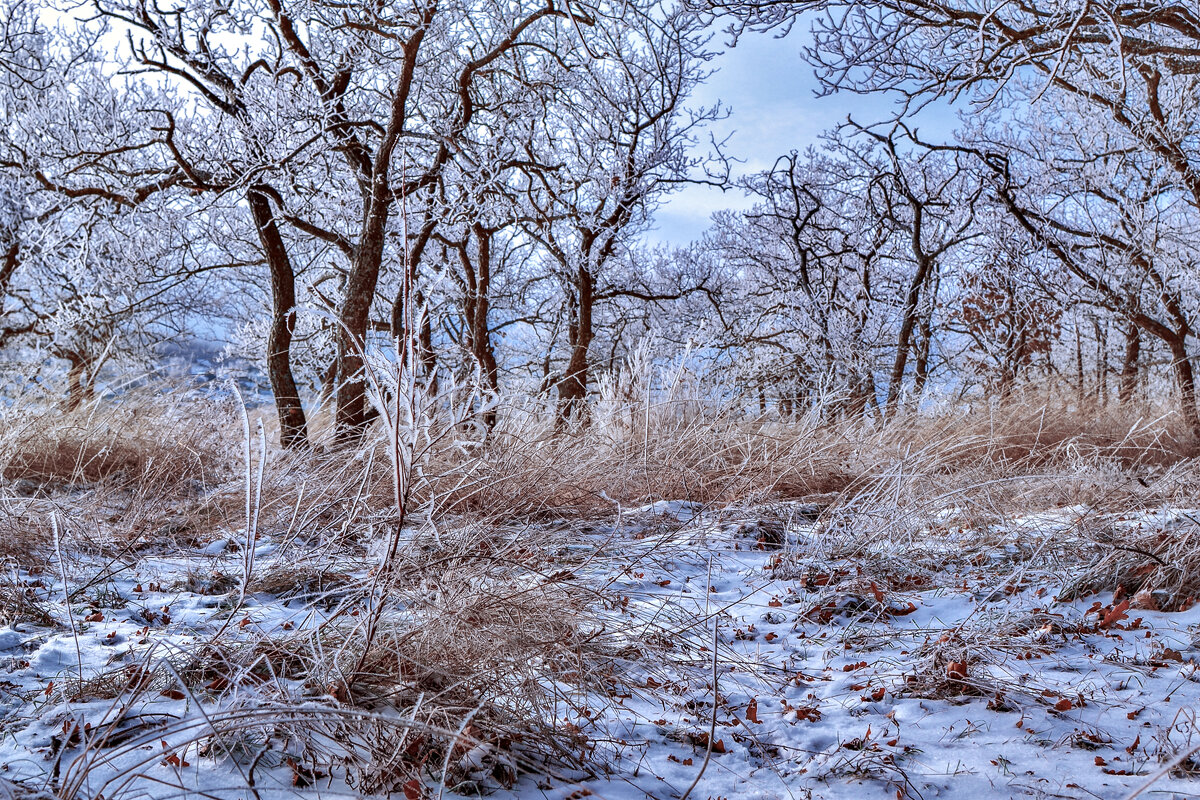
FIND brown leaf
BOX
[870,581,885,603]
[1101,599,1130,629]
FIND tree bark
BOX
[1093,315,1108,407]
[460,225,500,429]
[65,353,88,411]
[1074,321,1086,407]
[885,253,934,418]
[335,211,387,438]
[247,186,308,449]
[1167,336,1200,437]
[557,264,595,426]
[911,309,933,408]
[1119,323,1141,405]
[390,210,438,381]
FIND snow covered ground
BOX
[1,498,1198,799]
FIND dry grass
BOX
[4,380,1200,798]
[417,396,1200,528]
[0,388,232,492]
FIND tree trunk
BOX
[556,265,594,426]
[998,325,1027,401]
[462,226,500,429]
[1166,336,1200,437]
[1093,315,1108,407]
[1119,323,1141,405]
[248,187,308,449]
[335,198,389,439]
[65,353,88,411]
[390,212,438,381]
[1074,321,1085,407]
[847,371,875,419]
[416,287,438,395]
[911,311,933,409]
[886,256,933,418]
[911,269,941,410]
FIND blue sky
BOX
[650,30,960,245]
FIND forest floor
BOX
[1,395,1199,799]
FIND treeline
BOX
[1,0,1199,442]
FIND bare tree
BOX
[519,3,722,423]
[924,110,1200,432]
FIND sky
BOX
[649,29,960,246]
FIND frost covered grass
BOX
[0,387,1199,799]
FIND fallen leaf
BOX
[1131,589,1159,611]
[1101,599,1130,629]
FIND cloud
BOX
[655,30,960,245]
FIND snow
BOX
[0,505,1198,799]
[201,538,230,556]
